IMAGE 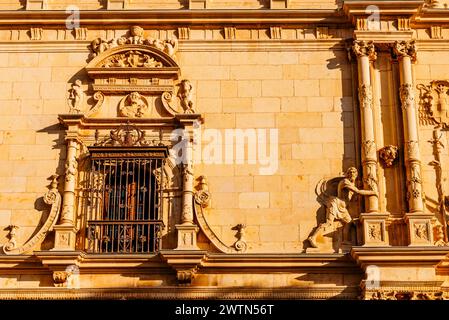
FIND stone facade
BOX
[0,0,449,300]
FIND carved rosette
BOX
[400,84,415,109]
[368,224,381,241]
[352,40,377,60]
[393,40,417,61]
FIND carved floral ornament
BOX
[393,40,417,62]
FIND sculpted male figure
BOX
[308,167,378,248]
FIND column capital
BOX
[393,40,417,62]
[352,40,377,61]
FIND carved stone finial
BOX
[352,40,377,61]
[379,145,399,168]
[233,224,247,252]
[393,40,417,62]
[68,79,84,114]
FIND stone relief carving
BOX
[352,40,377,60]
[101,51,164,68]
[428,126,449,243]
[118,92,151,118]
[369,290,446,300]
[232,224,247,252]
[400,83,415,108]
[2,175,62,255]
[417,80,449,128]
[379,145,399,168]
[90,26,178,60]
[368,224,381,241]
[94,122,151,147]
[162,79,196,115]
[415,223,429,240]
[358,84,373,109]
[407,163,422,200]
[53,271,69,287]
[393,40,417,61]
[194,175,211,208]
[308,167,378,249]
[68,80,85,114]
[65,158,78,183]
[3,225,19,252]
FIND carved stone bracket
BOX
[160,250,206,286]
[2,175,62,255]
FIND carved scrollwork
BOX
[194,176,211,208]
[2,175,62,255]
[101,51,164,68]
[84,91,104,117]
[232,224,247,253]
[3,225,19,252]
[369,290,446,300]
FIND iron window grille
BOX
[84,147,168,254]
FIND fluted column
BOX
[353,40,379,213]
[393,40,433,246]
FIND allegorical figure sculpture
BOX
[308,167,378,248]
[68,80,84,113]
[178,79,195,113]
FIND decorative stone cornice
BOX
[0,10,347,27]
[393,40,417,61]
[352,40,377,60]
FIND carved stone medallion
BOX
[118,92,151,118]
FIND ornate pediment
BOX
[417,80,449,128]
[86,45,180,94]
[65,26,198,119]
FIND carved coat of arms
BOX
[417,80,449,128]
